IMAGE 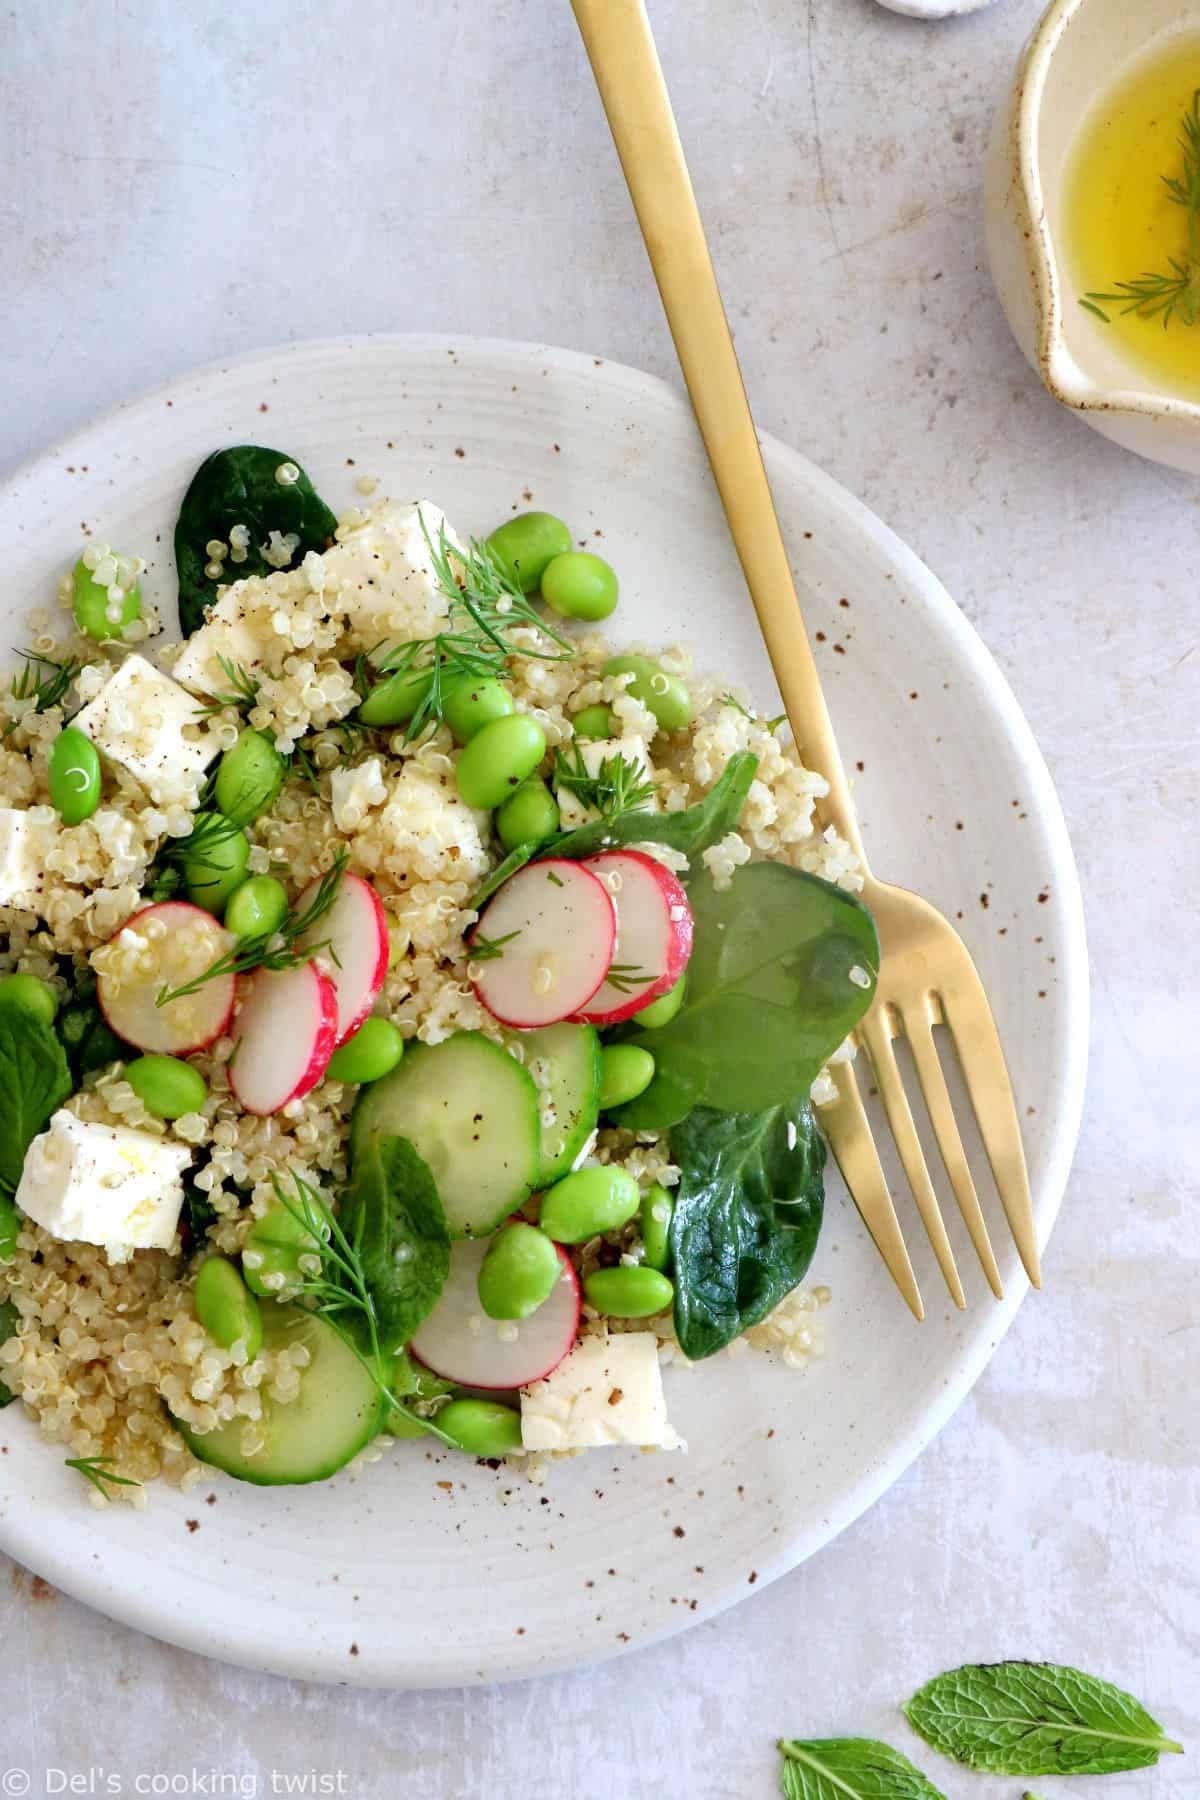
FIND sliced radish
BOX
[228,960,339,1115]
[470,858,615,1029]
[96,900,236,1055]
[574,851,693,1025]
[410,1233,580,1390]
[294,870,389,1045]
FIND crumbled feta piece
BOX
[555,734,656,830]
[15,1110,192,1262]
[322,499,456,651]
[171,585,278,696]
[0,807,56,911]
[377,760,490,887]
[521,1333,681,1451]
[73,655,215,806]
[329,756,388,831]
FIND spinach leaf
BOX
[469,753,758,908]
[58,995,126,1082]
[669,1099,825,1360]
[175,446,338,637]
[615,860,879,1128]
[0,1011,72,1195]
[778,1740,946,1800]
[337,1136,451,1356]
[0,1300,19,1408]
[903,1662,1184,1776]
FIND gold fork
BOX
[571,0,1040,1319]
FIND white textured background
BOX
[2,1,1197,1796]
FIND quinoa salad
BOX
[0,446,880,1505]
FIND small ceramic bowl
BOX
[984,0,1200,474]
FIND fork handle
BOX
[571,0,867,869]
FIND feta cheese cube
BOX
[329,756,388,832]
[72,654,216,805]
[555,735,656,830]
[0,807,56,911]
[323,499,456,652]
[521,1333,681,1451]
[171,584,277,697]
[15,1109,193,1262]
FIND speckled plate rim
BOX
[0,335,1088,1686]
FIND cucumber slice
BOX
[174,1304,382,1486]
[509,1022,601,1186]
[350,1031,540,1237]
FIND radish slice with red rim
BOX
[96,900,237,1055]
[410,1234,580,1390]
[228,960,339,1116]
[574,850,693,1025]
[470,859,615,1028]
[294,870,389,1046]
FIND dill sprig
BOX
[192,656,260,720]
[720,692,787,731]
[65,1455,142,1498]
[156,852,348,1007]
[604,962,650,994]
[469,929,521,963]
[552,744,658,820]
[363,521,572,745]
[1083,89,1200,327]
[157,810,247,883]
[4,650,82,734]
[271,1173,453,1445]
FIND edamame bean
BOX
[437,1398,523,1458]
[126,1054,208,1120]
[598,1044,655,1110]
[443,677,515,744]
[538,1165,640,1244]
[49,727,101,825]
[602,654,694,732]
[182,814,250,914]
[194,1255,264,1358]
[583,1265,674,1319]
[242,1203,328,1299]
[570,703,614,741]
[477,1222,562,1320]
[358,664,435,728]
[485,512,573,594]
[495,779,560,852]
[214,728,286,825]
[640,1183,674,1273]
[224,874,289,940]
[455,714,547,811]
[326,1017,404,1085]
[71,556,141,642]
[635,972,686,1029]
[541,552,618,622]
[0,973,59,1025]
[0,1193,20,1261]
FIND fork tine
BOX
[937,980,1042,1288]
[818,1062,924,1321]
[860,1014,966,1309]
[904,1017,1003,1298]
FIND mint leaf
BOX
[904,1661,1184,1775]
[337,1136,450,1355]
[778,1739,946,1800]
[0,1010,72,1195]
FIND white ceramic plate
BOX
[0,336,1086,1686]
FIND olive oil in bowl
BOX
[1064,36,1200,404]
